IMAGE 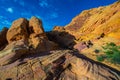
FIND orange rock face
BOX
[6,16,58,53]
[7,18,29,43]
[48,1,120,71]
[29,33,58,53]
[29,16,44,34]
[53,26,65,31]
[64,2,120,41]
[28,17,58,53]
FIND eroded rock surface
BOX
[29,16,44,34]
[0,40,29,65]
[0,50,119,80]
[7,18,29,43]
[0,16,58,66]
[47,30,76,49]
[28,17,58,53]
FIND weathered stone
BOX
[0,40,29,65]
[29,16,44,34]
[28,16,58,53]
[29,33,58,53]
[0,50,119,80]
[7,18,29,43]
[53,26,65,31]
[69,55,120,80]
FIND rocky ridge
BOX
[50,1,120,71]
[65,2,120,41]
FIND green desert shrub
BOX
[97,42,120,64]
[97,55,105,62]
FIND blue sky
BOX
[0,0,116,31]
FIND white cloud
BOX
[51,12,58,18]
[6,8,13,13]
[39,0,48,8]
[0,16,11,28]
[2,20,11,26]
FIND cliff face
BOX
[49,1,120,71]
[65,2,120,41]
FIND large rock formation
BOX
[6,16,57,54]
[29,16,44,34]
[49,1,120,71]
[0,50,119,80]
[0,16,58,65]
[28,17,58,53]
[64,2,120,41]
[7,18,29,43]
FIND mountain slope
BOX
[65,2,120,41]
[51,1,120,71]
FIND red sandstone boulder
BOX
[7,18,29,43]
[28,16,58,53]
[29,16,44,34]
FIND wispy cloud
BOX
[0,16,11,28]
[51,12,58,18]
[6,7,13,13]
[39,0,49,8]
[1,20,11,26]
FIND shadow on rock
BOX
[46,31,76,49]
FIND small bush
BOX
[97,55,105,62]
[94,49,100,53]
[97,42,120,64]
